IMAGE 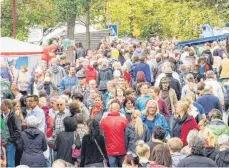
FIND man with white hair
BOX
[197,84,222,116]
[48,58,66,88]
[52,98,70,139]
[215,134,229,167]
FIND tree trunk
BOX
[226,38,229,57]
[66,13,76,62]
[85,0,90,50]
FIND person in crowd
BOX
[142,100,169,137]
[205,109,229,139]
[12,100,24,122]
[135,82,151,112]
[215,134,229,167]
[97,58,113,93]
[52,98,70,139]
[76,42,85,59]
[42,106,53,139]
[54,117,78,164]
[59,66,79,94]
[202,43,214,67]
[72,93,90,122]
[1,99,21,167]
[83,59,97,85]
[37,71,58,96]
[181,73,197,99]
[52,159,73,168]
[100,100,129,167]
[11,84,23,100]
[72,70,89,104]
[125,110,150,154]
[85,89,99,110]
[133,56,151,83]
[197,56,212,81]
[151,86,169,121]
[219,54,229,81]
[20,116,47,167]
[90,94,106,123]
[159,77,178,129]
[135,140,151,167]
[80,119,109,167]
[88,79,98,91]
[167,137,186,167]
[103,81,115,106]
[121,97,136,122]
[204,70,224,105]
[48,96,59,119]
[202,128,219,161]
[171,101,199,145]
[178,131,217,167]
[48,58,66,88]
[23,95,45,133]
[75,114,88,142]
[69,102,81,121]
[150,144,172,167]
[28,67,42,95]
[0,141,7,167]
[17,66,30,95]
[197,84,222,116]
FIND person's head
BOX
[49,97,58,110]
[11,83,20,96]
[52,159,73,168]
[136,71,146,83]
[57,98,66,111]
[175,101,189,117]
[59,55,66,65]
[198,119,208,130]
[123,153,139,167]
[69,102,80,116]
[12,100,21,112]
[145,100,159,116]
[209,108,222,121]
[150,144,172,167]
[76,71,86,85]
[160,77,169,90]
[185,73,195,83]
[87,119,101,138]
[188,131,205,155]
[39,90,47,98]
[89,89,98,100]
[139,82,150,95]
[50,58,58,65]
[27,116,39,128]
[109,99,121,113]
[88,80,97,90]
[72,93,84,103]
[125,88,135,98]
[167,138,183,154]
[152,126,166,141]
[68,66,76,76]
[206,70,215,79]
[26,95,39,109]
[199,56,206,65]
[94,94,103,105]
[116,87,125,97]
[123,96,135,110]
[217,134,229,150]
[151,86,160,98]
[39,97,47,107]
[202,128,216,147]
[136,140,150,160]
[1,99,13,113]
[63,117,77,132]
[106,81,114,92]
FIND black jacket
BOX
[20,127,47,167]
[80,134,109,167]
[2,111,21,144]
[125,123,151,154]
[54,131,75,164]
[203,147,219,161]
[215,149,229,167]
[166,75,181,100]
[97,66,113,91]
[178,154,217,167]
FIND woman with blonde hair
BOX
[142,100,169,137]
[181,73,197,99]
[12,99,24,121]
[136,140,150,167]
[125,110,150,154]
[202,128,219,161]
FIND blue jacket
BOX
[142,113,170,137]
[133,63,151,83]
[196,94,222,114]
[193,102,205,115]
[135,95,151,112]
[59,75,79,94]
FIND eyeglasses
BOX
[57,104,63,106]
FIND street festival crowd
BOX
[1,37,229,168]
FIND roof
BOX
[0,37,43,56]
[177,33,229,47]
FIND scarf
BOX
[173,113,188,137]
[91,103,103,119]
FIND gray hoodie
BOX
[48,65,66,88]
[171,153,187,167]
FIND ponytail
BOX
[135,117,144,137]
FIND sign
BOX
[28,28,43,43]
[106,25,118,36]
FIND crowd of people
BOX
[1,38,229,167]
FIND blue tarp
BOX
[177,33,229,47]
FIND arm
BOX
[162,116,170,137]
[145,125,151,142]
[36,81,44,90]
[216,98,223,112]
[42,134,48,152]
[124,126,130,150]
[177,81,182,100]
[59,79,65,94]
[162,100,169,121]
[50,82,58,90]
[0,146,7,167]
[53,134,60,151]
[145,64,151,83]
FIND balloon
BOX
[133,29,140,37]
[63,39,71,48]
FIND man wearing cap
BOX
[59,66,79,94]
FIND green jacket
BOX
[206,119,229,140]
[0,118,7,143]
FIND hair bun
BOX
[136,140,145,147]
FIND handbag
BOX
[94,138,109,168]
[72,131,81,158]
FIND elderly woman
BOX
[20,116,47,167]
[216,134,229,167]
[171,101,199,146]
[121,97,136,122]
[142,100,169,137]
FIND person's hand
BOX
[122,156,138,168]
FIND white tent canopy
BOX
[0,37,43,56]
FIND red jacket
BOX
[85,65,97,84]
[100,112,128,156]
[124,71,131,84]
[180,115,199,146]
